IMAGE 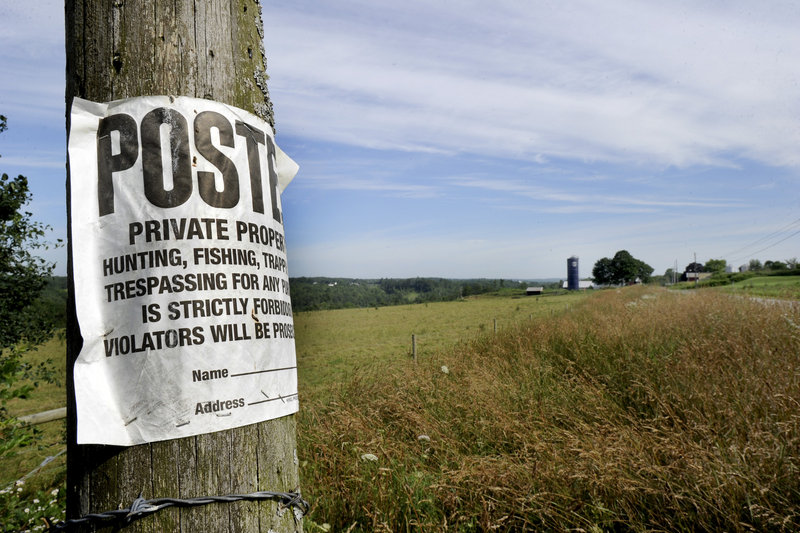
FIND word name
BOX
[192,368,229,382]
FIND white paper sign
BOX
[69,96,299,445]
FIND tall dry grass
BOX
[297,287,800,531]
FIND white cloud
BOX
[0,2,63,55]
[265,0,800,168]
[297,174,441,198]
[449,176,745,211]
[0,154,65,170]
[2,0,798,279]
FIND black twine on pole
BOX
[47,490,309,531]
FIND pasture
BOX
[297,286,800,531]
[3,286,799,531]
[721,274,800,299]
[294,290,586,393]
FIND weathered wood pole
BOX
[411,333,417,362]
[64,1,301,531]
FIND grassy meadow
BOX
[2,286,800,531]
[672,273,800,300]
[1,335,67,486]
[297,286,800,531]
[720,275,800,299]
[294,290,585,394]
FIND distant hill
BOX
[288,277,564,312]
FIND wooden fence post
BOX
[64,1,301,531]
[412,334,417,362]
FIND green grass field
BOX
[2,335,67,487]
[3,286,800,531]
[295,290,586,394]
[0,291,586,487]
[720,274,800,299]
[672,273,800,300]
[297,287,800,531]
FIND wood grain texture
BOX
[65,1,296,530]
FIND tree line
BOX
[33,275,554,316]
[663,257,799,284]
[288,277,559,312]
[592,250,800,287]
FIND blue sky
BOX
[1,1,799,279]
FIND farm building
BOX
[561,280,595,290]
[526,286,544,295]
[682,272,712,282]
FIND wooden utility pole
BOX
[65,1,301,531]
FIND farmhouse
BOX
[683,272,712,282]
[561,280,594,290]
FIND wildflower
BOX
[33,498,40,504]
[360,453,378,462]
[440,365,449,374]
[51,489,59,496]
[417,434,431,442]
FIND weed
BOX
[0,481,66,532]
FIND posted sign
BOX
[69,96,299,445]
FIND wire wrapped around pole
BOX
[48,490,309,531]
